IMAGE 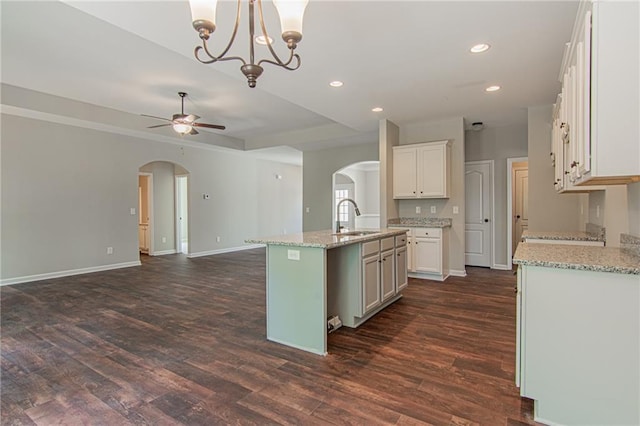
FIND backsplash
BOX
[586,222,606,242]
[621,233,640,257]
[388,217,453,227]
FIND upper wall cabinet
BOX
[393,140,451,199]
[555,0,640,187]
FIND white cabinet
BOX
[360,237,398,316]
[396,227,449,281]
[395,235,408,292]
[392,141,451,199]
[516,264,639,425]
[555,1,640,186]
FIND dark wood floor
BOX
[1,249,538,425]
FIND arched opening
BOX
[332,161,380,231]
[138,161,191,258]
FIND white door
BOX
[513,168,529,254]
[464,162,492,267]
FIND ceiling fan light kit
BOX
[142,92,226,136]
[188,0,309,88]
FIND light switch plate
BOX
[415,206,421,214]
[453,206,459,214]
[430,206,437,214]
[130,208,136,215]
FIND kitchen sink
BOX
[332,231,379,237]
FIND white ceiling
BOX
[1,0,578,162]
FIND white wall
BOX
[1,108,302,283]
[303,143,378,231]
[527,105,582,231]
[396,116,466,276]
[465,124,528,267]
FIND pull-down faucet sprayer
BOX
[335,198,361,233]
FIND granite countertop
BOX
[513,242,640,275]
[245,228,408,249]
[387,217,452,228]
[522,230,604,242]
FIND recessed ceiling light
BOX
[470,43,490,53]
[372,107,383,112]
[485,85,501,92]
[255,35,273,45]
[329,81,344,88]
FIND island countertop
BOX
[521,229,604,242]
[513,242,640,275]
[245,228,407,249]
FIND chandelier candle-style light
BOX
[189,0,309,88]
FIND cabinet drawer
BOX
[414,228,441,239]
[381,237,394,252]
[395,234,408,247]
[362,240,380,257]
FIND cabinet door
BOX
[407,237,415,272]
[417,144,447,198]
[395,245,408,292]
[414,237,441,274]
[362,255,381,314]
[381,249,395,302]
[392,148,417,198]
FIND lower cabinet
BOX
[362,252,381,314]
[396,227,449,281]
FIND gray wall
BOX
[588,186,632,247]
[302,143,378,231]
[1,108,302,282]
[397,117,466,275]
[527,105,582,231]
[465,124,528,267]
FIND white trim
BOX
[266,337,327,357]
[150,249,177,256]
[449,269,467,277]
[0,261,141,286]
[188,244,264,259]
[465,160,495,268]
[492,264,511,271]
[506,157,529,269]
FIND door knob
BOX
[516,215,521,219]
[484,219,489,223]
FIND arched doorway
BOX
[332,161,381,230]
[138,161,190,257]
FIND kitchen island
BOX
[246,228,408,355]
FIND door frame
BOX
[175,174,189,255]
[507,157,528,269]
[138,172,154,256]
[464,160,495,268]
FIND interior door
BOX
[464,162,492,267]
[513,168,529,253]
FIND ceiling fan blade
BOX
[189,128,199,135]
[141,114,171,122]
[193,123,226,130]
[147,123,173,129]
[185,114,200,122]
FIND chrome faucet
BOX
[335,198,361,233]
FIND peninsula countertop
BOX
[513,242,640,275]
[245,228,408,249]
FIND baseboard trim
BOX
[188,244,264,259]
[492,264,511,271]
[150,249,177,256]
[449,269,467,277]
[0,261,141,286]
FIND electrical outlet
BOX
[162,237,167,243]
[287,249,300,261]
[453,206,459,214]
[430,206,437,214]
[106,247,113,255]
[415,206,421,214]
[305,207,310,213]
[216,236,221,242]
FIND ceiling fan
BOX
[142,92,226,135]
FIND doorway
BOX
[507,157,529,268]
[138,173,152,255]
[464,160,494,267]
[332,161,380,230]
[175,175,189,254]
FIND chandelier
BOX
[188,0,309,88]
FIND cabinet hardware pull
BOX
[514,286,517,294]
